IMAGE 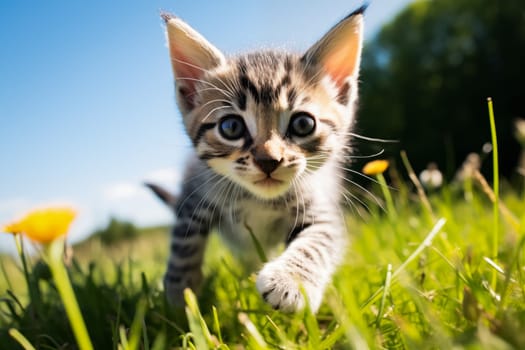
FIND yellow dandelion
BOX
[2,221,24,234]
[362,159,390,176]
[2,207,76,244]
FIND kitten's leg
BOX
[164,203,212,306]
[256,220,346,313]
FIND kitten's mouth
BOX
[253,177,284,187]
[247,175,291,199]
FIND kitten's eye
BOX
[218,115,246,140]
[288,112,316,137]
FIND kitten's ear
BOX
[302,6,365,88]
[162,13,226,111]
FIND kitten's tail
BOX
[144,182,178,208]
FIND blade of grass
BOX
[376,264,393,329]
[487,97,500,289]
[119,326,129,350]
[483,257,505,275]
[0,257,13,291]
[14,235,36,306]
[127,298,148,350]
[430,246,469,284]
[142,320,150,350]
[361,218,446,309]
[400,150,435,220]
[326,288,370,349]
[150,331,167,350]
[319,324,346,350]
[302,286,320,349]
[473,169,519,232]
[212,306,223,344]
[498,235,525,312]
[6,290,24,319]
[46,239,94,350]
[238,312,268,349]
[184,288,213,350]
[265,315,294,348]
[113,297,123,350]
[244,222,268,263]
[376,173,397,221]
[8,328,36,350]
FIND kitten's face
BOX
[163,12,363,199]
[188,54,354,199]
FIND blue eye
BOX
[218,115,246,140]
[289,112,316,137]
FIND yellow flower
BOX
[362,160,390,176]
[2,207,76,244]
[2,221,24,234]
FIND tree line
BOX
[357,0,525,180]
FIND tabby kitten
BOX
[157,7,364,313]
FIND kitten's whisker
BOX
[342,132,399,143]
[344,149,385,159]
[170,56,214,76]
[338,176,386,212]
[171,57,238,100]
[191,87,223,95]
[220,76,240,103]
[298,177,308,231]
[175,77,234,99]
[294,68,325,102]
[304,164,386,212]
[301,167,369,216]
[306,150,396,190]
[209,180,228,232]
[178,168,214,186]
[289,178,301,241]
[189,84,234,104]
[197,98,233,110]
[202,105,231,122]
[189,85,234,102]
[330,165,398,191]
[184,174,229,237]
[230,182,242,224]
[299,175,317,226]
[176,172,221,218]
[217,180,237,231]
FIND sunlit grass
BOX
[1,178,524,349]
[1,102,525,349]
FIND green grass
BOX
[1,175,525,349]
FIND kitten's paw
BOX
[164,269,203,306]
[256,261,323,313]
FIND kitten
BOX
[154,7,364,313]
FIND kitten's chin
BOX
[243,177,292,200]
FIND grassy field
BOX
[1,167,525,349]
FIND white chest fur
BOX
[217,197,292,258]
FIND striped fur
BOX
[161,8,364,312]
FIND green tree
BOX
[358,0,525,178]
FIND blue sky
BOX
[0,0,412,251]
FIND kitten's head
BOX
[163,9,364,199]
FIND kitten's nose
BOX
[254,157,282,175]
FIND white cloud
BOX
[103,167,180,202]
[145,168,181,188]
[99,167,181,228]
[103,182,142,201]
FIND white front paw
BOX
[256,260,323,313]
